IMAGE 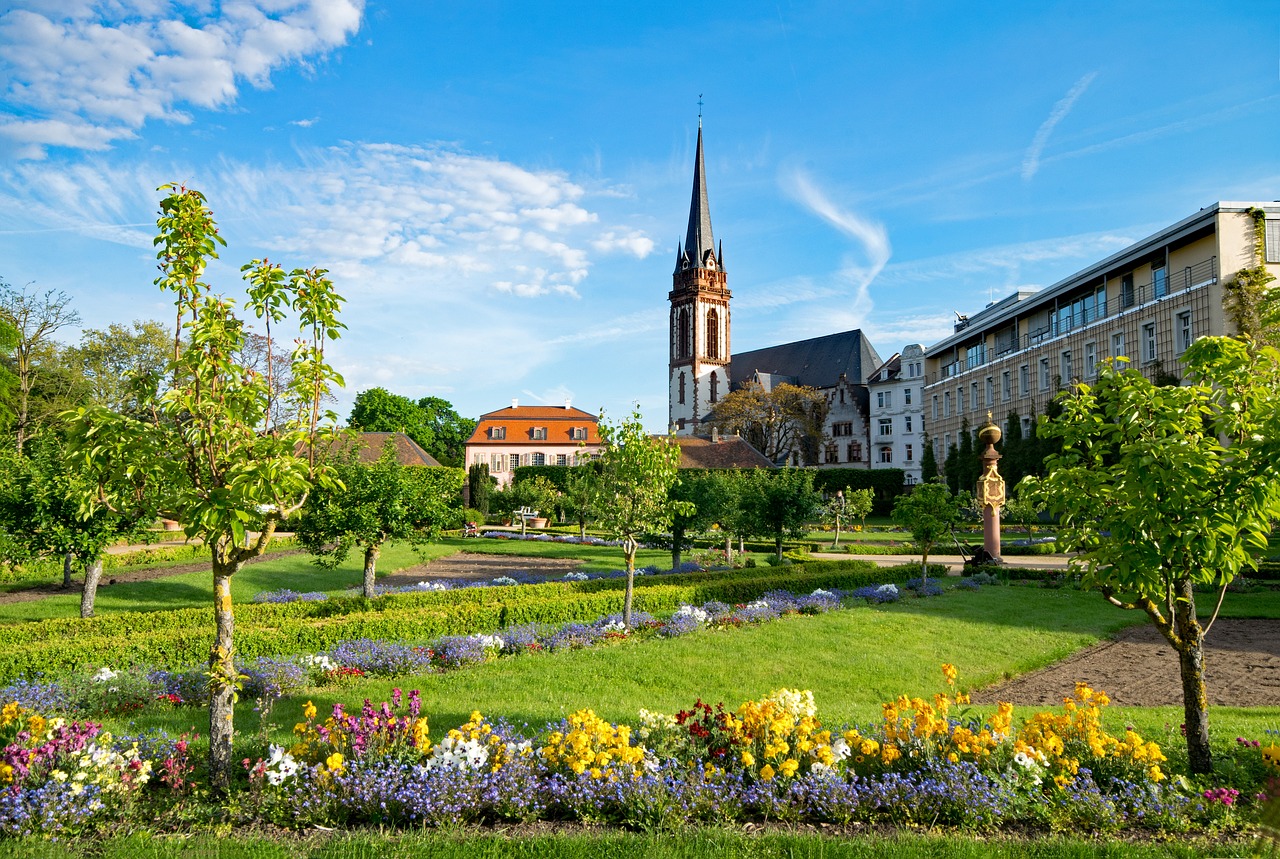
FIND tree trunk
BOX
[209,557,243,794]
[832,516,842,549]
[1173,581,1213,773]
[775,535,783,563]
[725,535,733,565]
[920,548,929,587]
[362,543,381,599]
[671,524,683,571]
[623,538,637,629]
[80,557,102,618]
[579,519,587,540]
[62,551,74,589]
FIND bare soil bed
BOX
[972,618,1280,707]
[377,552,587,587]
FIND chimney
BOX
[511,398,518,410]
[711,426,719,444]
[563,398,572,409]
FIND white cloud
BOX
[592,229,655,258]
[774,167,891,336]
[1022,72,1097,181]
[289,116,318,127]
[0,0,364,157]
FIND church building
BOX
[667,120,881,467]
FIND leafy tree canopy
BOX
[348,388,475,467]
[1025,337,1280,774]
[709,381,829,465]
[891,481,963,583]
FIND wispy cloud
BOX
[0,0,365,158]
[1022,72,1098,181]
[771,168,890,339]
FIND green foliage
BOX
[513,465,577,492]
[561,465,604,539]
[667,469,737,566]
[808,468,904,515]
[1025,337,1280,773]
[708,381,829,464]
[66,320,171,417]
[491,475,561,519]
[467,462,493,515]
[892,481,964,581]
[919,432,939,482]
[595,409,691,624]
[295,438,462,596]
[0,559,908,681]
[347,388,475,467]
[737,468,823,560]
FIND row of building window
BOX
[478,452,586,472]
[675,370,720,405]
[487,426,590,441]
[932,313,1195,419]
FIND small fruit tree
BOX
[1025,337,1280,774]
[891,481,963,585]
[65,185,345,791]
[594,408,692,627]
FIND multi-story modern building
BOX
[923,202,1280,462]
[867,344,925,484]
[463,401,601,486]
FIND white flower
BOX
[811,588,834,597]
[475,634,504,651]
[303,654,337,672]
[92,667,117,683]
[875,584,899,597]
[673,604,710,624]
[830,737,851,762]
[600,620,626,633]
[563,571,590,581]
[264,745,300,785]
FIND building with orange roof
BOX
[464,400,602,486]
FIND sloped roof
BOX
[320,431,443,467]
[730,329,882,392]
[675,434,774,469]
[467,404,601,447]
[866,352,902,386]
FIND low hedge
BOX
[0,560,935,682]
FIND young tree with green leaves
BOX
[919,433,939,483]
[0,435,156,617]
[64,185,346,792]
[562,463,603,540]
[1024,337,1280,775]
[739,468,823,562]
[296,438,461,598]
[668,469,735,569]
[467,462,493,515]
[827,486,873,547]
[891,481,963,585]
[595,409,692,627]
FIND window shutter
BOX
[1266,219,1280,264]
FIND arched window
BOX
[710,371,719,403]
[678,371,686,404]
[676,308,691,359]
[706,309,719,359]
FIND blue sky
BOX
[1,1,1277,431]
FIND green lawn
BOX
[0,830,1249,859]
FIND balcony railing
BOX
[927,257,1216,386]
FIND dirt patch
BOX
[377,552,587,587]
[971,619,1280,707]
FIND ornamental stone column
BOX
[976,414,1005,563]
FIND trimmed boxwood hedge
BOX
[0,560,939,682]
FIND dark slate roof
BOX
[323,431,443,467]
[866,352,901,386]
[677,122,717,272]
[730,329,882,391]
[676,435,775,469]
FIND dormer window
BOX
[489,426,506,440]
[570,427,587,441]
[531,426,547,441]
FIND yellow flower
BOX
[759,764,776,781]
[941,663,958,686]
[302,701,317,721]
[325,752,345,774]
[741,750,755,767]
[1263,744,1280,770]
[779,759,799,778]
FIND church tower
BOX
[669,119,730,434]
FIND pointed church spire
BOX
[682,122,715,270]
